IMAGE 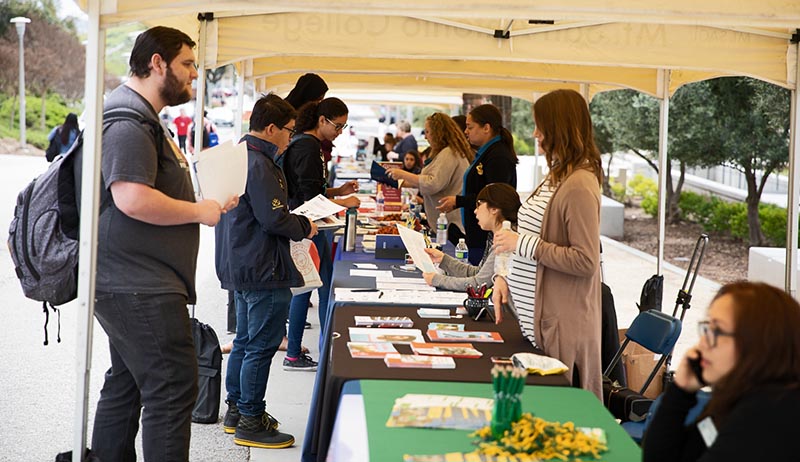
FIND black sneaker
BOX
[223,401,279,434]
[222,400,239,434]
[283,353,318,371]
[305,321,312,329]
[234,414,294,449]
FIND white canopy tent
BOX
[73,1,800,459]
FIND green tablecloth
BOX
[360,379,641,461]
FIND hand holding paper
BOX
[395,224,436,273]
[193,140,248,207]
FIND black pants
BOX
[92,292,197,462]
[177,134,187,153]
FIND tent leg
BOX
[786,47,800,296]
[194,16,209,159]
[656,69,671,275]
[73,0,105,459]
[234,60,249,140]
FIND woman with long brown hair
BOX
[493,89,603,399]
[386,112,473,232]
[643,281,800,461]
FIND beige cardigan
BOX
[529,168,602,399]
[417,147,468,232]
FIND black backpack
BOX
[191,316,222,423]
[8,108,164,345]
[45,128,62,162]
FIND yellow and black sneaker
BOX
[224,401,280,434]
[234,413,294,449]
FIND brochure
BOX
[354,316,414,328]
[427,330,504,343]
[417,308,455,319]
[384,354,456,369]
[347,342,399,359]
[410,342,482,358]
[426,322,464,331]
[386,393,492,430]
[511,352,569,375]
[349,327,424,344]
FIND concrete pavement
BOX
[0,153,721,461]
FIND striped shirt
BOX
[508,179,554,347]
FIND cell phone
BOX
[687,353,707,386]
[490,356,513,365]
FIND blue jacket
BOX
[215,135,312,290]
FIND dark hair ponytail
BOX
[294,97,348,133]
[469,104,518,163]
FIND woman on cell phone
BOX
[643,281,800,462]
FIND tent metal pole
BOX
[656,69,670,275]
[786,45,800,296]
[531,94,540,187]
[234,60,249,140]
[73,0,104,459]
[194,15,209,158]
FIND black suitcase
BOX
[603,377,652,422]
[191,316,222,424]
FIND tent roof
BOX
[81,1,800,97]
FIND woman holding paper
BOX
[492,89,603,400]
[385,112,472,234]
[421,183,520,292]
[281,97,359,370]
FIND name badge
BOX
[697,416,718,447]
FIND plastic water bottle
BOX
[455,238,469,263]
[376,186,385,215]
[494,220,513,277]
[436,214,448,245]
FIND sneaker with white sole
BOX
[282,353,318,371]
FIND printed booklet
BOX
[347,342,399,358]
[410,342,482,358]
[426,330,504,343]
[384,354,456,369]
[354,316,414,328]
[349,327,424,344]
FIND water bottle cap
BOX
[458,238,465,243]
[502,220,512,230]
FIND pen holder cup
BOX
[463,297,490,319]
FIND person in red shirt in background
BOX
[173,108,192,153]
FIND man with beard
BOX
[90,26,238,461]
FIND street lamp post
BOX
[10,17,31,149]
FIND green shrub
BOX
[0,93,80,150]
[513,135,533,156]
[679,191,712,223]
[628,174,658,216]
[609,177,626,202]
[760,204,787,246]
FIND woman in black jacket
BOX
[437,104,517,264]
[643,281,800,462]
[281,97,360,370]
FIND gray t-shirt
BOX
[96,85,200,302]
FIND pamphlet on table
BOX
[427,330,504,343]
[354,316,414,328]
[410,343,483,358]
[383,354,456,369]
[349,327,424,344]
[347,342,399,358]
[385,394,493,429]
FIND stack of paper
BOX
[349,327,424,344]
[410,343,482,358]
[384,354,456,369]
[347,342,399,359]
[427,330,504,343]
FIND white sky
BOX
[58,0,87,19]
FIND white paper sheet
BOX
[354,263,378,269]
[396,225,436,273]
[334,288,465,305]
[292,194,346,221]
[194,140,248,206]
[349,270,394,278]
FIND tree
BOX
[510,97,534,155]
[698,78,790,245]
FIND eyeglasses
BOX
[325,117,348,131]
[280,125,296,136]
[697,320,735,348]
[475,199,486,209]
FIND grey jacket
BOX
[431,238,496,291]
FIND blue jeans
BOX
[226,288,291,416]
[92,292,196,462]
[287,230,333,358]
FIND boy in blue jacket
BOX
[215,94,318,449]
